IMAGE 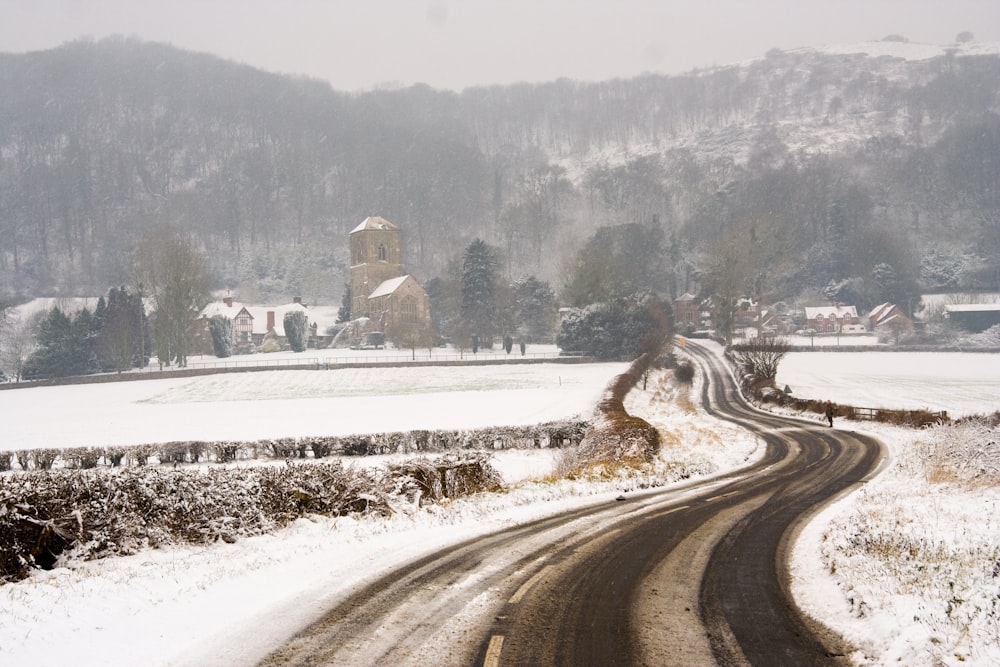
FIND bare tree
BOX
[0,311,42,381]
[144,227,212,367]
[730,336,791,381]
[392,320,435,360]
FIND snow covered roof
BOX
[867,303,904,326]
[675,293,698,302]
[200,301,308,337]
[368,275,410,299]
[350,216,398,234]
[944,304,1000,313]
[804,305,858,319]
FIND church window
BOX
[378,244,387,261]
[400,296,417,322]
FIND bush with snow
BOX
[817,417,1000,665]
[0,452,505,583]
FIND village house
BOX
[673,293,702,330]
[803,305,863,333]
[198,296,338,352]
[867,302,911,333]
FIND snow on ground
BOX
[776,351,1000,417]
[791,418,1000,666]
[0,358,761,667]
[2,345,998,666]
[2,360,623,450]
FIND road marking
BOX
[483,635,504,667]
[509,565,553,603]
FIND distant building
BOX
[804,305,861,333]
[867,303,911,332]
[944,303,1000,332]
[348,216,431,340]
[200,296,314,352]
[673,293,701,329]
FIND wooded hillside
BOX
[1,37,998,307]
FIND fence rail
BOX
[849,406,949,423]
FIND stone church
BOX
[349,216,431,340]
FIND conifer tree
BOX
[460,239,500,347]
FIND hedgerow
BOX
[0,419,587,472]
[0,453,504,583]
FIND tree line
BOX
[1,37,998,367]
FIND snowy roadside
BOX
[0,364,761,667]
[692,339,1000,665]
[790,418,1000,667]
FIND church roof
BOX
[368,275,411,299]
[350,216,399,233]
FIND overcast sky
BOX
[2,0,999,92]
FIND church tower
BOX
[349,216,404,318]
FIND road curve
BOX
[258,341,885,667]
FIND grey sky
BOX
[2,0,998,91]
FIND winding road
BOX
[258,341,886,667]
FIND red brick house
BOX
[803,305,861,333]
[673,293,701,328]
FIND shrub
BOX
[674,361,695,384]
[208,315,234,358]
[284,311,309,352]
[556,295,672,360]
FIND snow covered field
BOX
[0,357,762,667]
[3,361,625,450]
[776,351,1000,417]
[1,346,998,666]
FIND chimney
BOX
[223,296,233,308]
[267,311,275,332]
[293,296,302,305]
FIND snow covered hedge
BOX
[0,452,503,583]
[0,419,588,472]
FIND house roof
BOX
[675,293,698,302]
[944,304,1000,313]
[804,305,858,319]
[868,302,904,326]
[350,216,398,234]
[368,275,411,299]
[200,301,309,337]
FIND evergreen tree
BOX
[23,307,99,379]
[208,315,234,358]
[337,283,351,324]
[556,295,672,360]
[94,286,151,371]
[284,310,309,352]
[511,276,557,343]
[460,239,500,347]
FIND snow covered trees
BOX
[22,308,99,379]
[562,222,670,308]
[557,294,672,360]
[729,336,791,383]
